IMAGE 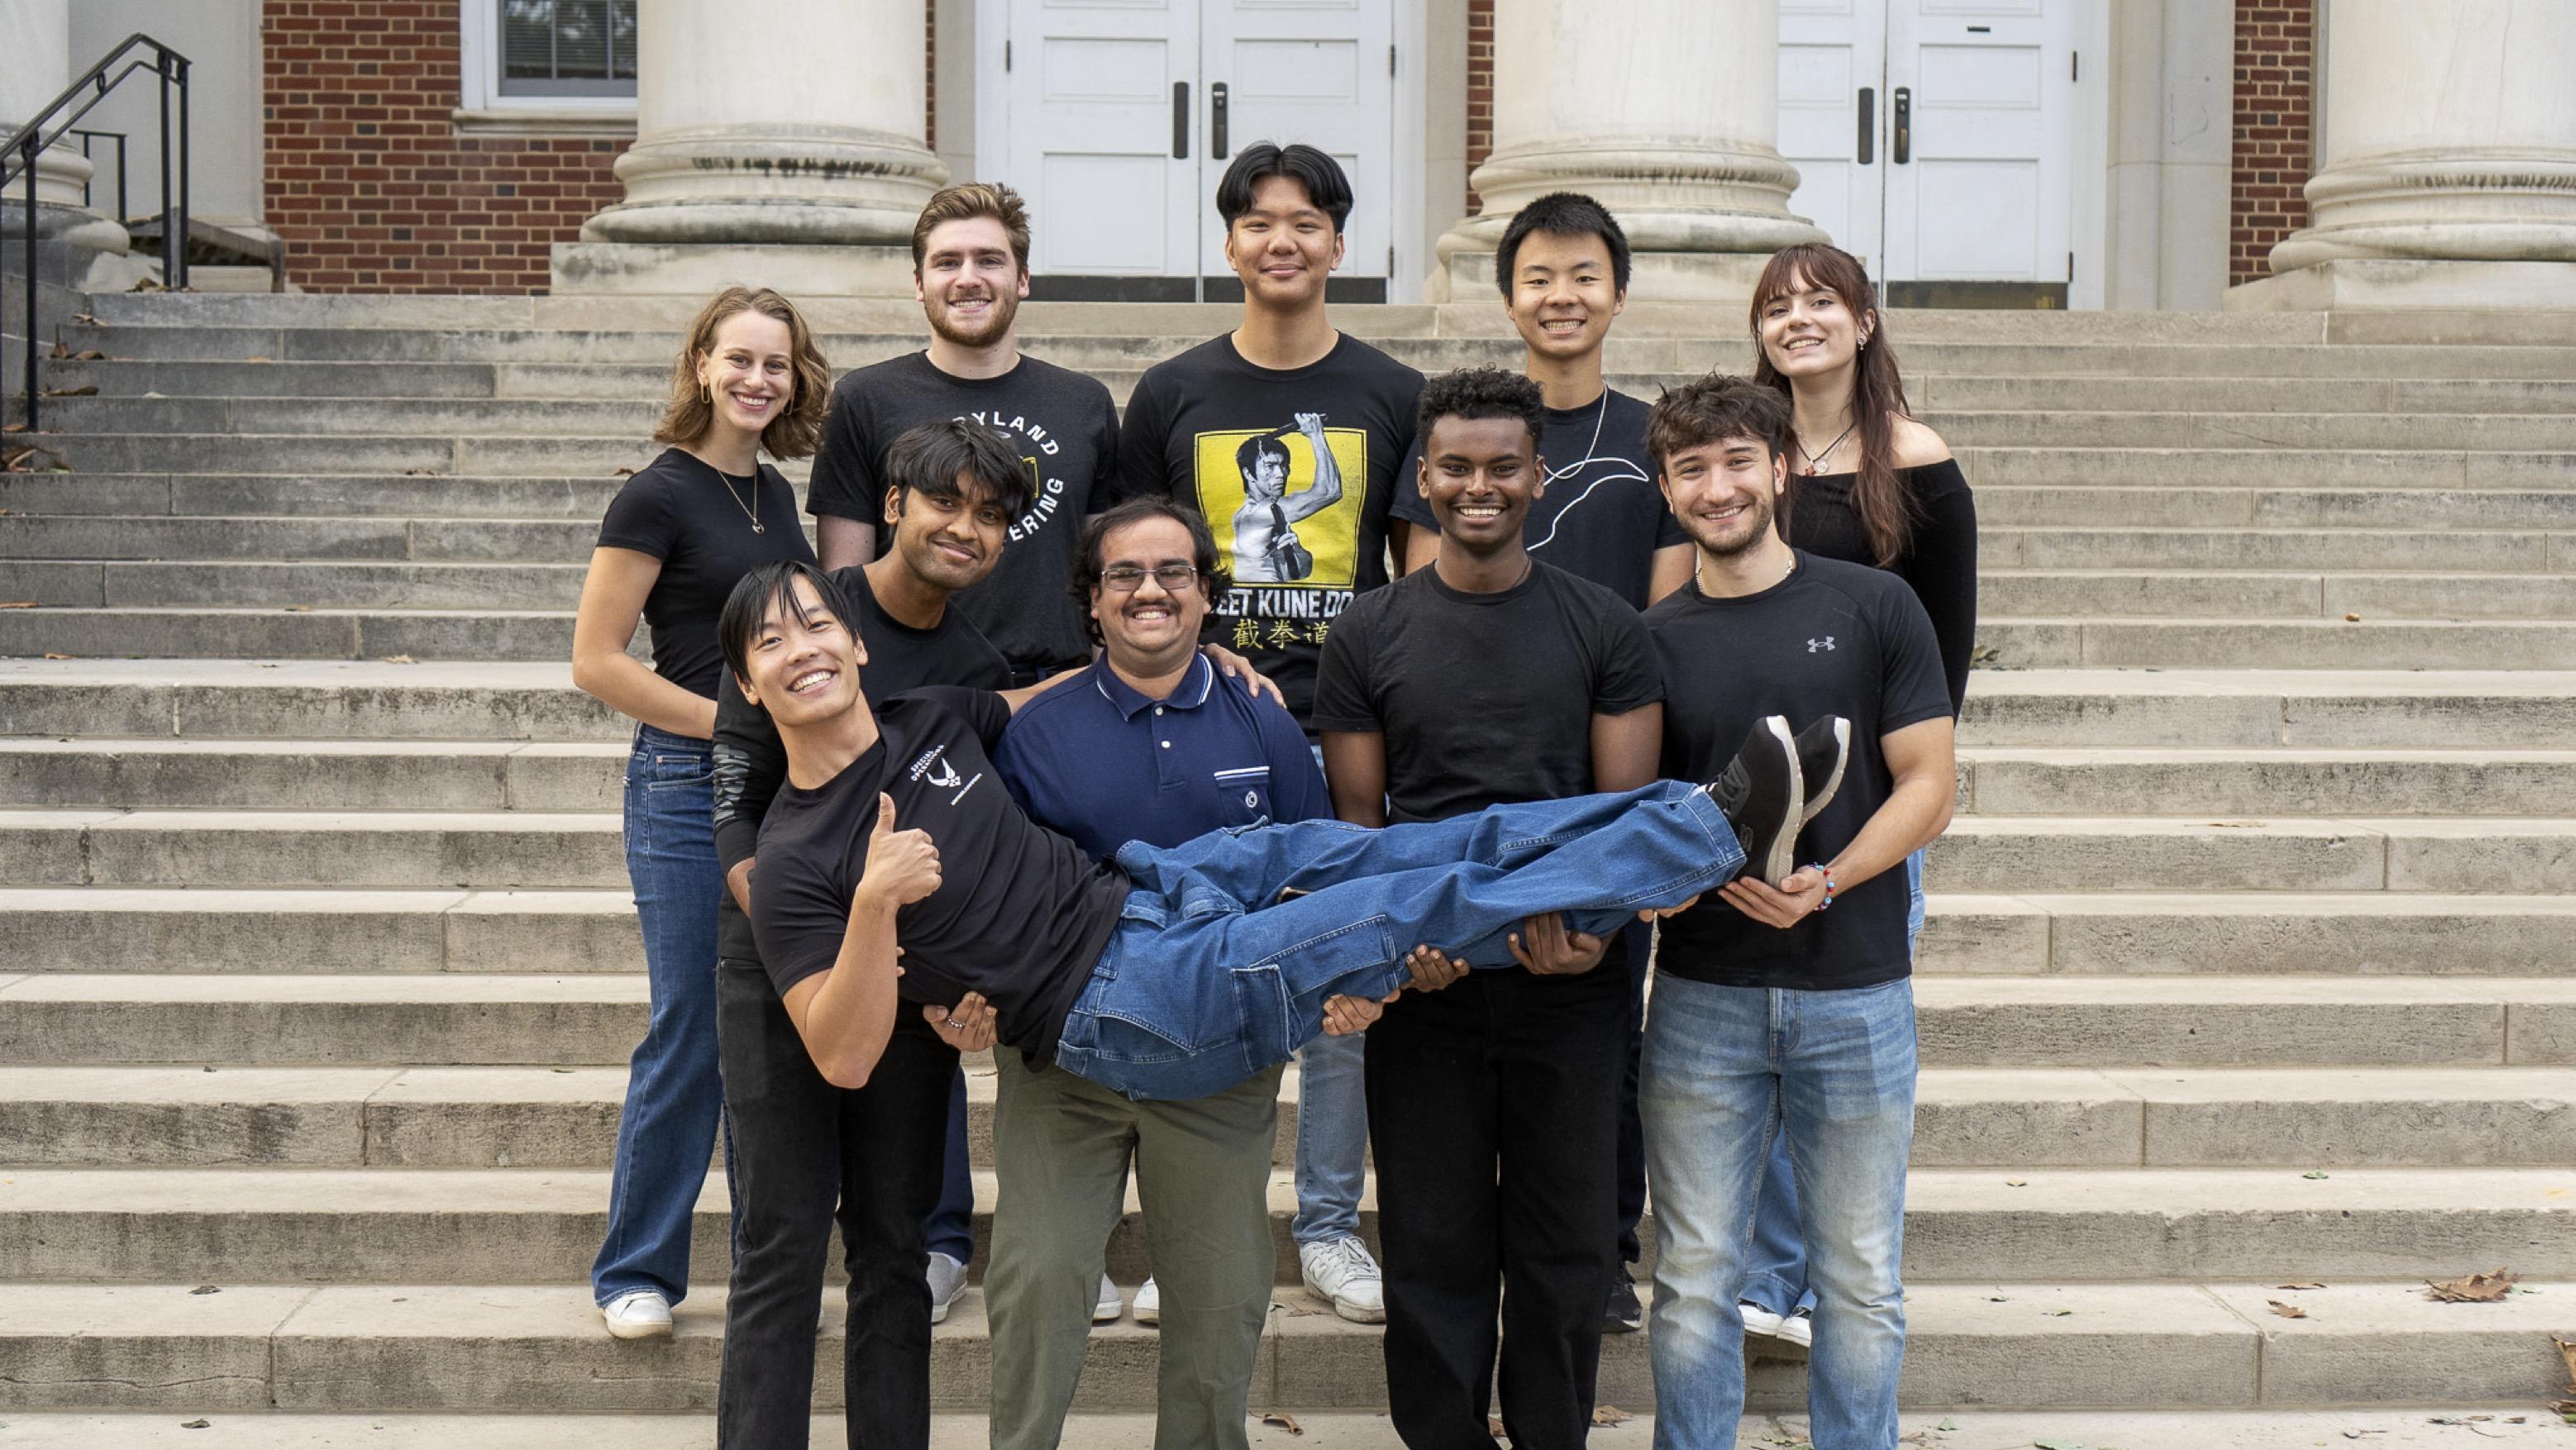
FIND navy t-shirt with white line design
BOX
[1394,388,1686,610]
[994,652,1332,861]
[748,688,1128,1060]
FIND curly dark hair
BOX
[1068,498,1231,648]
[1416,366,1543,448]
[1644,373,1795,469]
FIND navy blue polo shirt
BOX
[995,653,1331,859]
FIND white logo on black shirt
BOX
[1808,637,1837,653]
[908,745,961,788]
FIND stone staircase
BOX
[4,293,2575,1446]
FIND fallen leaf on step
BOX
[49,341,67,359]
[41,652,74,660]
[244,355,272,363]
[2275,1282,2325,1290]
[71,349,104,360]
[613,466,639,477]
[71,312,98,324]
[2004,1178,2027,1186]
[380,654,417,665]
[189,1285,221,1295]
[2034,1440,2082,1449]
[1259,1411,1303,1434]
[1591,1404,1633,1426]
[2303,1170,2330,1180]
[2047,1309,2073,1317]
[2,447,35,470]
[2267,1300,2308,1319]
[2426,1268,2516,1303]
[2345,613,2362,622]
[2554,1335,2576,1387]
[403,467,443,477]
[283,604,312,612]
[2208,820,2264,828]
[0,602,34,609]
[41,384,98,397]
[1935,1419,1958,1431]
[2,421,24,432]
[180,1420,210,1429]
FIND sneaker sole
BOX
[602,1316,671,1341]
[1796,718,1851,828]
[1749,716,1804,884]
[1305,1280,1386,1324]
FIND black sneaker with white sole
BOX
[1705,715,1801,885]
[1792,716,1851,826]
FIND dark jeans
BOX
[715,958,957,1450]
[1365,963,1629,1450]
[1615,918,1652,1266]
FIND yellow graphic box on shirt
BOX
[1191,423,1369,591]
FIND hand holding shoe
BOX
[1720,866,1829,928]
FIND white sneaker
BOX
[1299,1237,1386,1324]
[1132,1276,1162,1326]
[1092,1273,1123,1324]
[600,1288,672,1340]
[1739,1300,1813,1348]
[927,1252,968,1325]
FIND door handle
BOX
[1856,86,1875,165]
[1172,82,1189,160]
[1892,87,1911,165]
[1210,82,1229,160]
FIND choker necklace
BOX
[1798,421,1857,476]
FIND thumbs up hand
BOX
[859,793,944,907]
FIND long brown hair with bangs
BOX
[652,286,832,460]
[1749,244,1914,567]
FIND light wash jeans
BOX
[1739,846,1927,1321]
[594,723,741,1305]
[1055,781,1746,1102]
[1640,973,1917,1450]
[1293,746,1367,1247]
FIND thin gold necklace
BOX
[703,456,764,535]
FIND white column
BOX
[1436,0,1823,300]
[560,0,947,293]
[2242,0,2576,308]
[0,0,121,246]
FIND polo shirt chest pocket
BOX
[1210,766,1272,828]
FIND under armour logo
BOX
[1807,637,1836,653]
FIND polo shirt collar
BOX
[1092,652,1216,719]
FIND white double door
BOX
[988,0,1395,298]
[1779,0,2081,286]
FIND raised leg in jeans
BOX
[1642,975,1916,1450]
[594,727,737,1305]
[718,959,955,1450]
[1740,847,1925,1320]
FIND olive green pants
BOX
[985,1052,1284,1450]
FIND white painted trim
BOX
[972,0,1009,192]
[2070,0,2111,309]
[456,0,639,122]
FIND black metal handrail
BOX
[5,32,190,432]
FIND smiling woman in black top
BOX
[570,286,825,1342]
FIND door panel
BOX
[1005,0,1199,282]
[1779,0,1887,272]
[1202,0,1394,293]
[1883,1,2073,283]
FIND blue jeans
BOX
[1739,846,1927,1321]
[594,724,741,1305]
[1640,974,1916,1450]
[1292,742,1366,1246]
[1056,780,1744,1103]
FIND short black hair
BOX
[883,418,1036,519]
[1215,142,1354,233]
[1416,366,1543,450]
[1495,192,1632,302]
[1069,498,1231,647]
[719,560,856,689]
[1234,432,1291,482]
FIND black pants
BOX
[715,958,956,1450]
[1364,961,1628,1450]
[1616,920,1652,1264]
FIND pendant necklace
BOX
[712,461,764,534]
[1798,421,1857,476]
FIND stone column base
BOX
[2225,258,2576,312]
[1433,245,1774,304]
[549,241,918,298]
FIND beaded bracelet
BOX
[1805,865,1837,912]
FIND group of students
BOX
[568,141,1976,1450]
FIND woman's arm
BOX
[571,546,718,738]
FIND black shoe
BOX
[1706,715,1801,885]
[1605,1270,1643,1333]
[1793,717,1852,827]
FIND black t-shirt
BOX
[747,689,1129,1059]
[1393,388,1686,610]
[1116,332,1424,730]
[596,447,817,698]
[805,351,1120,675]
[1644,553,1951,990]
[1786,459,1977,715]
[711,566,1013,961]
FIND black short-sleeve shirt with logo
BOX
[747,688,1130,1060]
[1115,332,1424,730]
[804,351,1120,676]
[595,446,816,698]
[1644,552,1952,991]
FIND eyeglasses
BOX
[1099,564,1202,593]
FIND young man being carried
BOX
[1316,368,1658,1449]
[1638,374,1955,1450]
[981,498,1329,1450]
[1115,141,1424,1322]
[1396,191,1691,1332]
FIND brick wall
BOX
[262,0,627,294]
[2230,1,2316,284]
[1463,0,1493,214]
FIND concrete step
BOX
[7,1410,2576,1450]
[1979,618,2576,670]
[0,739,623,811]
[1943,412,2576,453]
[1920,894,2576,978]
[1958,747,2576,817]
[0,513,604,562]
[0,888,643,973]
[1931,815,2576,893]
[1988,526,2576,571]
[0,660,623,740]
[1977,570,2576,622]
[0,471,632,521]
[1918,373,2576,414]
[2,808,623,888]
[11,1062,2572,1171]
[3,1163,2568,1287]
[17,560,589,610]
[1977,484,2576,531]
[1958,447,2576,489]
[0,605,575,661]
[5,971,2566,1069]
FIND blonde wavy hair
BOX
[651,286,831,460]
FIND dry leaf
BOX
[2426,1268,2516,1303]
[2,446,34,470]
[49,340,67,359]
[71,312,98,324]
[180,1421,210,1430]
[1259,1411,1303,1435]
[2554,1335,2575,1386]
[2004,1178,2027,1187]
[2302,1170,2330,1180]
[2275,1281,2324,1290]
[2344,613,2362,622]
[190,1285,222,1295]
[42,651,75,660]
[2267,1300,2308,1319]
[403,467,443,477]
[380,654,417,665]
[42,384,98,397]
[1592,1404,1634,1427]
[1,420,24,432]
[283,604,313,613]
[244,355,273,363]
[0,601,35,608]
[613,466,640,477]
